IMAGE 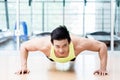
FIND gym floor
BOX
[0,50,120,80]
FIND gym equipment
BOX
[14,21,28,42]
[86,31,120,46]
[30,32,51,39]
[0,30,12,43]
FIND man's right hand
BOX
[15,67,30,75]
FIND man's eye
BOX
[63,44,67,47]
[55,46,59,48]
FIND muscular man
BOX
[15,25,108,76]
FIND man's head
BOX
[50,25,71,56]
[51,25,71,44]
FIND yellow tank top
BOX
[49,42,75,63]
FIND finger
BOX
[93,71,99,75]
[21,70,25,74]
[95,71,101,76]
[27,70,30,74]
[102,72,105,76]
[103,72,108,76]
[105,72,108,75]
[93,71,96,75]
[100,72,103,76]
[101,72,105,76]
[15,70,21,75]
[23,71,27,74]
[23,70,30,74]
[101,72,108,76]
[18,71,21,75]
[28,70,30,74]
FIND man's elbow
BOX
[99,42,108,56]
[20,42,28,52]
[101,42,107,51]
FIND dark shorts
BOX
[47,57,76,62]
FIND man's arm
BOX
[15,37,50,75]
[72,35,108,76]
[15,42,30,75]
[94,42,108,76]
[20,43,29,74]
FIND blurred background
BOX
[0,0,120,51]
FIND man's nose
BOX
[59,48,64,53]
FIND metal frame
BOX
[4,0,9,29]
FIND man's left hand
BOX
[93,69,108,76]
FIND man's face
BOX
[53,39,69,57]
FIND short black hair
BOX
[51,25,71,44]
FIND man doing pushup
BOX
[16,25,108,76]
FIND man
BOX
[15,25,108,76]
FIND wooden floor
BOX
[0,50,120,80]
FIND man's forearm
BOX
[20,47,28,68]
[100,54,107,70]
[21,53,28,68]
[99,43,108,70]
[21,58,27,68]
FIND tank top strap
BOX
[49,42,75,63]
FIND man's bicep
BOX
[20,39,39,51]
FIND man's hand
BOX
[15,67,30,75]
[93,69,108,76]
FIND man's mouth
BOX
[59,52,64,54]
